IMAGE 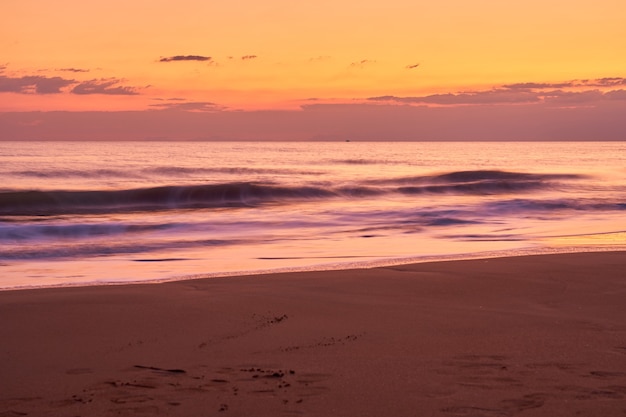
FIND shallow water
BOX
[1,141,625,289]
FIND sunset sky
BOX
[2,0,626,140]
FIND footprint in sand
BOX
[60,363,331,415]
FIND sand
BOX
[1,252,626,417]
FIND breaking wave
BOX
[0,170,587,216]
[0,182,337,215]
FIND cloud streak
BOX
[369,77,626,106]
[369,89,626,106]
[4,99,626,141]
[159,55,212,62]
[504,77,626,90]
[149,100,225,112]
[349,59,376,69]
[0,75,75,94]
[308,56,332,63]
[370,90,541,105]
[0,72,142,96]
[71,79,141,95]
[57,68,90,73]
[593,77,626,86]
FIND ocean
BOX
[1,141,625,290]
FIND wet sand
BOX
[1,252,626,416]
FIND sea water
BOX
[1,141,625,290]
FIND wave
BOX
[483,198,626,213]
[374,170,585,195]
[0,238,234,260]
[15,169,137,179]
[13,166,323,180]
[0,221,180,241]
[373,169,581,184]
[0,170,587,216]
[0,182,338,215]
[332,159,387,165]
[144,166,323,176]
[431,170,582,183]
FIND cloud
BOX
[503,82,573,90]
[605,89,626,100]
[149,100,225,112]
[159,55,212,62]
[241,55,257,60]
[540,89,605,104]
[369,89,541,105]
[542,89,626,103]
[5,99,626,141]
[504,77,626,90]
[153,97,186,102]
[406,63,420,69]
[0,70,143,96]
[369,77,626,106]
[592,77,626,87]
[57,68,90,73]
[308,56,332,63]
[0,75,75,94]
[71,79,140,95]
[349,59,376,68]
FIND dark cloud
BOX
[57,68,90,73]
[605,89,626,100]
[505,77,626,90]
[308,56,332,63]
[542,89,604,104]
[369,76,626,106]
[0,75,75,94]
[504,82,573,90]
[159,55,212,62]
[0,71,143,96]
[153,97,186,102]
[3,99,626,141]
[406,64,420,69]
[541,89,626,103]
[241,55,257,60]
[593,77,626,86]
[150,101,225,112]
[350,60,376,68]
[369,89,541,105]
[71,79,140,95]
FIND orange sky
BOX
[2,0,626,140]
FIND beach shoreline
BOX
[2,251,626,416]
[3,243,626,292]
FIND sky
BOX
[2,0,626,140]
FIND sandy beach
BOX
[1,251,625,417]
